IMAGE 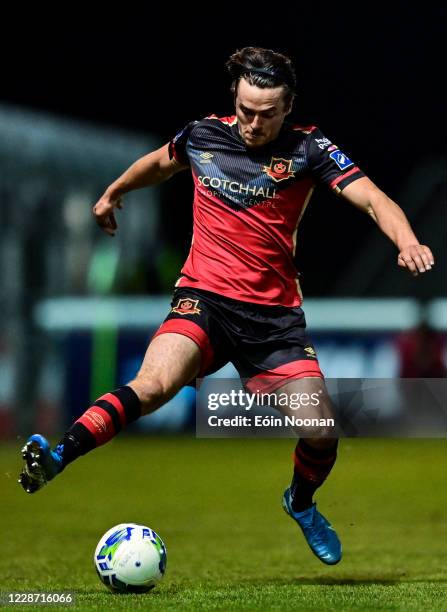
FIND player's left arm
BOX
[340,176,435,276]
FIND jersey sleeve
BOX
[307,127,365,193]
[168,120,198,165]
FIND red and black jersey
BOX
[169,115,364,307]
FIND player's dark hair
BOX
[226,47,296,106]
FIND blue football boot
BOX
[282,487,342,565]
[18,434,63,494]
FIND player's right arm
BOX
[93,143,188,236]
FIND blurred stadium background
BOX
[0,8,446,439]
[1,8,447,609]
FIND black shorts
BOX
[153,287,323,392]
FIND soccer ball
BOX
[94,523,167,593]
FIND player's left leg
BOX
[218,295,341,563]
[272,376,342,564]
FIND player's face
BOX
[235,78,292,148]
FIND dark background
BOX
[1,6,445,296]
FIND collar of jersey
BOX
[231,119,290,152]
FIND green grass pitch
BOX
[1,437,447,610]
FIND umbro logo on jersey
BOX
[199,152,214,164]
[329,150,354,171]
[263,157,295,182]
[172,298,201,315]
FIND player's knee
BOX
[128,377,170,415]
[305,436,339,450]
[294,421,336,439]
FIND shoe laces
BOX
[55,444,64,457]
[306,513,328,547]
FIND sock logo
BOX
[85,409,107,433]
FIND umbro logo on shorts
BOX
[304,346,317,358]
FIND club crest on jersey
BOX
[263,157,295,182]
[172,298,201,315]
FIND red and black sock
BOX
[56,386,142,468]
[290,439,338,512]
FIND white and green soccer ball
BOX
[94,523,167,593]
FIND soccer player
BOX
[19,47,434,565]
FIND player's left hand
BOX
[397,244,434,276]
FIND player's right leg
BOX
[19,333,201,493]
[274,377,341,565]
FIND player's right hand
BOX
[92,192,123,236]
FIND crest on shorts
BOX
[172,298,201,315]
[263,157,295,182]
